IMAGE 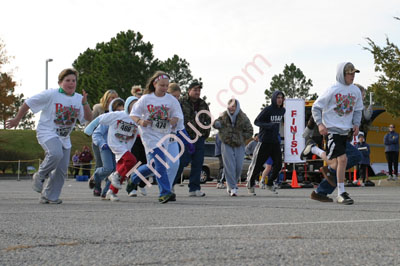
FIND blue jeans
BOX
[93,147,115,194]
[92,143,103,169]
[131,147,171,196]
[174,137,205,192]
[316,142,362,195]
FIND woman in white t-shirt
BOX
[130,71,183,204]
[6,68,93,204]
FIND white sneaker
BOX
[393,175,399,181]
[259,180,266,189]
[106,190,120,202]
[189,190,206,197]
[108,172,122,189]
[128,189,137,197]
[32,172,45,193]
[139,187,147,196]
[267,185,278,194]
[230,188,238,197]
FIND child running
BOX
[129,71,183,203]
[84,96,139,201]
[5,68,92,204]
[90,98,125,198]
[301,62,363,204]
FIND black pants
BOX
[81,164,91,177]
[356,164,368,182]
[385,151,399,176]
[131,136,147,188]
[73,166,80,179]
[246,142,282,187]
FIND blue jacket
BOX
[355,142,370,165]
[384,131,399,152]
[92,124,109,149]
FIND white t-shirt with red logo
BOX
[98,111,138,162]
[130,92,183,153]
[26,89,85,149]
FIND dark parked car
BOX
[181,142,251,183]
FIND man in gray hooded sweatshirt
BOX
[301,62,363,205]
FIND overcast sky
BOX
[1,0,400,127]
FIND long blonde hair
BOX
[100,90,118,110]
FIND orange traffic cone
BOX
[353,169,360,185]
[291,170,301,188]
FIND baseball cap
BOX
[188,81,202,89]
[344,63,360,74]
[358,131,364,137]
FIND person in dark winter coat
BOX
[355,132,371,185]
[384,124,399,181]
[246,90,285,195]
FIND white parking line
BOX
[150,218,400,230]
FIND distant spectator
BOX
[355,132,371,185]
[79,145,93,177]
[72,150,81,179]
[384,124,399,181]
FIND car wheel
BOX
[200,167,210,184]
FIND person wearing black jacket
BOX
[246,90,285,195]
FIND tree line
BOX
[1,20,400,129]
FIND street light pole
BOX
[45,58,53,90]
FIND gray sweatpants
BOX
[39,137,71,201]
[221,143,245,190]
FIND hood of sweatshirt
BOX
[124,96,138,114]
[108,98,125,112]
[336,62,351,86]
[227,99,241,125]
[271,90,285,108]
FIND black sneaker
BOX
[88,175,95,189]
[126,178,136,194]
[300,139,316,160]
[159,193,175,204]
[336,192,354,205]
[93,189,101,197]
[310,191,333,202]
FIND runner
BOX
[301,62,363,204]
[84,96,139,202]
[213,98,253,196]
[5,68,92,204]
[246,91,285,196]
[129,71,183,203]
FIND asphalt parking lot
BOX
[0,179,399,266]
